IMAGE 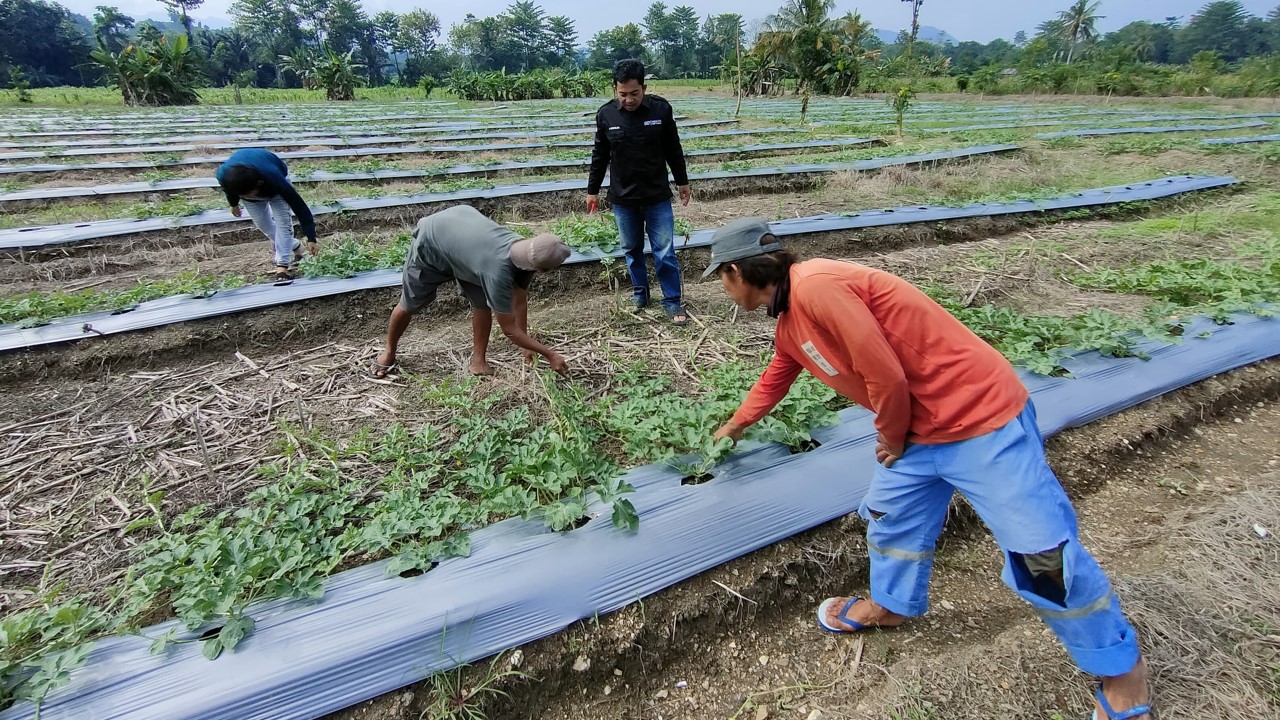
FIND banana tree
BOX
[89,34,201,107]
[314,46,365,101]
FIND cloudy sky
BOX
[60,0,1280,45]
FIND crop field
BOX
[0,90,1278,720]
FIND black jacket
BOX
[587,95,689,207]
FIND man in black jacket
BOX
[587,59,692,326]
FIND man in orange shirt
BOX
[707,218,1151,720]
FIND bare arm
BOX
[494,311,567,374]
[714,351,805,443]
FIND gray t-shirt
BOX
[411,205,520,313]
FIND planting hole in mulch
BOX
[197,625,224,641]
[681,473,714,486]
[787,439,823,454]
[397,562,439,579]
[555,516,592,532]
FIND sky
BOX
[60,0,1280,45]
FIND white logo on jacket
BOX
[801,341,840,376]
[643,119,662,126]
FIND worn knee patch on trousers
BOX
[1021,543,1066,575]
[1012,541,1068,606]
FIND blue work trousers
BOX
[860,400,1141,677]
[612,201,682,312]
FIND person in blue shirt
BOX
[215,148,319,284]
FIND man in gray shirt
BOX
[371,205,572,378]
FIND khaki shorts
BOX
[399,257,488,314]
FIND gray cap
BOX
[511,233,572,271]
[701,218,781,278]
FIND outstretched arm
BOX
[715,351,805,442]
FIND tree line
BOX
[0,0,1277,101]
[739,0,1280,98]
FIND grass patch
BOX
[550,214,695,254]
[140,169,182,185]
[313,158,393,175]
[299,232,412,278]
[936,229,1280,374]
[423,178,497,194]
[1097,192,1280,240]
[1071,236,1280,324]
[125,196,212,219]
[0,270,249,326]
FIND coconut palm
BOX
[1130,24,1158,61]
[816,11,878,95]
[760,0,838,93]
[1057,0,1104,64]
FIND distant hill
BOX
[191,15,233,30]
[133,14,233,31]
[874,25,959,46]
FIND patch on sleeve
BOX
[801,341,840,376]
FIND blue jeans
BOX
[612,201,682,312]
[859,400,1141,677]
[242,195,299,267]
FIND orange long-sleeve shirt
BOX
[733,259,1028,448]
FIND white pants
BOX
[242,196,298,267]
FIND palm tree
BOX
[761,0,838,93]
[837,10,874,47]
[1057,0,1104,64]
[1130,25,1157,61]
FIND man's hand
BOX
[230,205,242,218]
[306,240,319,256]
[545,351,569,376]
[875,438,904,468]
[522,348,536,364]
[586,195,598,213]
[677,185,691,207]
[713,421,746,445]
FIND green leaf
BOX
[611,499,639,532]
[123,517,157,535]
[148,628,178,655]
[201,637,223,661]
[217,615,255,653]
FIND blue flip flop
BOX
[815,596,870,633]
[1091,684,1152,719]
